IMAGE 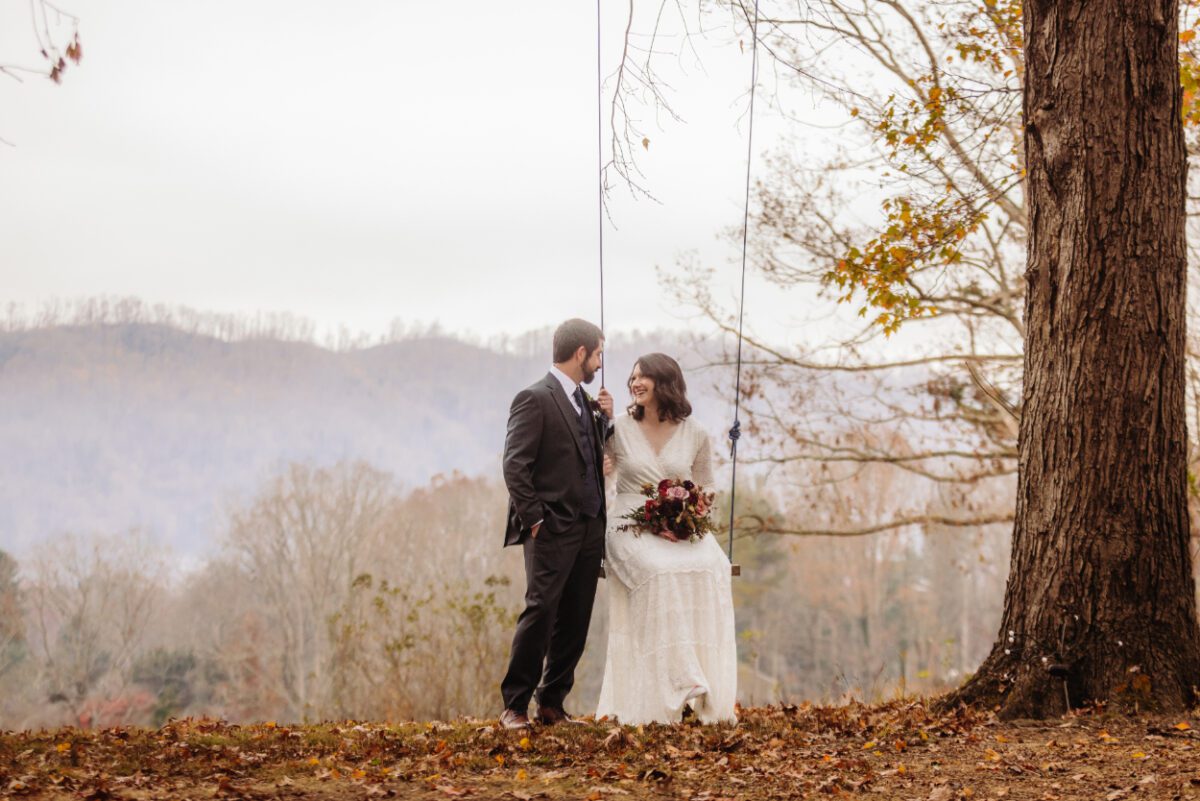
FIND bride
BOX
[596,353,738,725]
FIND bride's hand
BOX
[658,529,681,543]
[603,454,615,476]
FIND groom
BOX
[499,318,613,729]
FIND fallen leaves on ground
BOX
[2,702,1200,799]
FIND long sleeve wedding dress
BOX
[596,414,738,725]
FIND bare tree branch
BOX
[741,512,1014,538]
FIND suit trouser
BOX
[500,514,605,712]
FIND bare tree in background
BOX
[217,466,523,722]
[0,550,25,678]
[22,533,165,727]
[0,550,30,727]
[224,462,393,721]
[324,473,519,720]
[729,458,1011,700]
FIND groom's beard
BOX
[581,365,597,384]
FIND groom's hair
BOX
[552,319,604,363]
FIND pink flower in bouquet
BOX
[619,477,718,543]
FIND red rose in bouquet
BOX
[618,477,717,542]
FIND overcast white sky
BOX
[1,1,850,343]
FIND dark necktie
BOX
[573,386,587,419]
[572,384,602,517]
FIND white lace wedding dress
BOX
[596,413,738,725]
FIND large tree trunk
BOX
[943,0,1200,718]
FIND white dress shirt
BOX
[550,365,583,415]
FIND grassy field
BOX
[4,702,1200,799]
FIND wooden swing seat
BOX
[598,563,740,579]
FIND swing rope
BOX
[593,0,758,568]
[596,0,606,389]
[727,0,761,563]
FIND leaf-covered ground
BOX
[4,702,1200,800]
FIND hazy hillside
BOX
[0,323,730,556]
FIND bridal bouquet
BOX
[618,478,716,542]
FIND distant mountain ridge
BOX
[0,323,727,556]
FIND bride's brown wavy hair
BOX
[627,353,692,423]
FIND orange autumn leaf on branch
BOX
[826,0,1200,333]
[824,0,1021,333]
[1180,10,1200,127]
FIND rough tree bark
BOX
[942,0,1200,718]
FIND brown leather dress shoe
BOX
[535,705,583,726]
[500,709,531,730]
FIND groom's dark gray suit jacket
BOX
[503,373,609,547]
